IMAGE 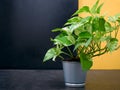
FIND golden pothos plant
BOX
[43,0,120,70]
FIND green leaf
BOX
[55,33,67,38]
[70,23,83,32]
[115,13,120,19]
[72,6,90,16]
[74,42,83,49]
[80,53,93,71]
[74,29,81,36]
[43,48,61,62]
[114,14,120,23]
[54,36,72,46]
[105,22,113,32]
[99,36,111,42]
[52,27,71,35]
[74,43,82,51]
[74,24,91,36]
[79,31,92,39]
[108,16,115,22]
[91,0,100,14]
[84,23,92,32]
[92,17,99,32]
[85,37,92,47]
[93,31,105,41]
[70,16,92,31]
[67,35,76,44]
[74,36,92,50]
[97,3,104,14]
[64,17,82,26]
[52,28,62,32]
[117,17,120,23]
[99,17,105,31]
[74,37,90,50]
[108,14,120,22]
[107,38,118,52]
[62,27,73,34]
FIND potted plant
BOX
[43,0,120,87]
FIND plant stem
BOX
[62,51,72,58]
[66,47,74,58]
[89,44,95,52]
[88,46,106,55]
[115,26,119,38]
[58,55,64,60]
[78,46,85,55]
[96,42,101,54]
[92,48,107,57]
[115,45,120,50]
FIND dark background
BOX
[0,0,78,69]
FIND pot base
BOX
[65,83,85,87]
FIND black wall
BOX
[0,0,78,69]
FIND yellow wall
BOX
[79,0,120,69]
